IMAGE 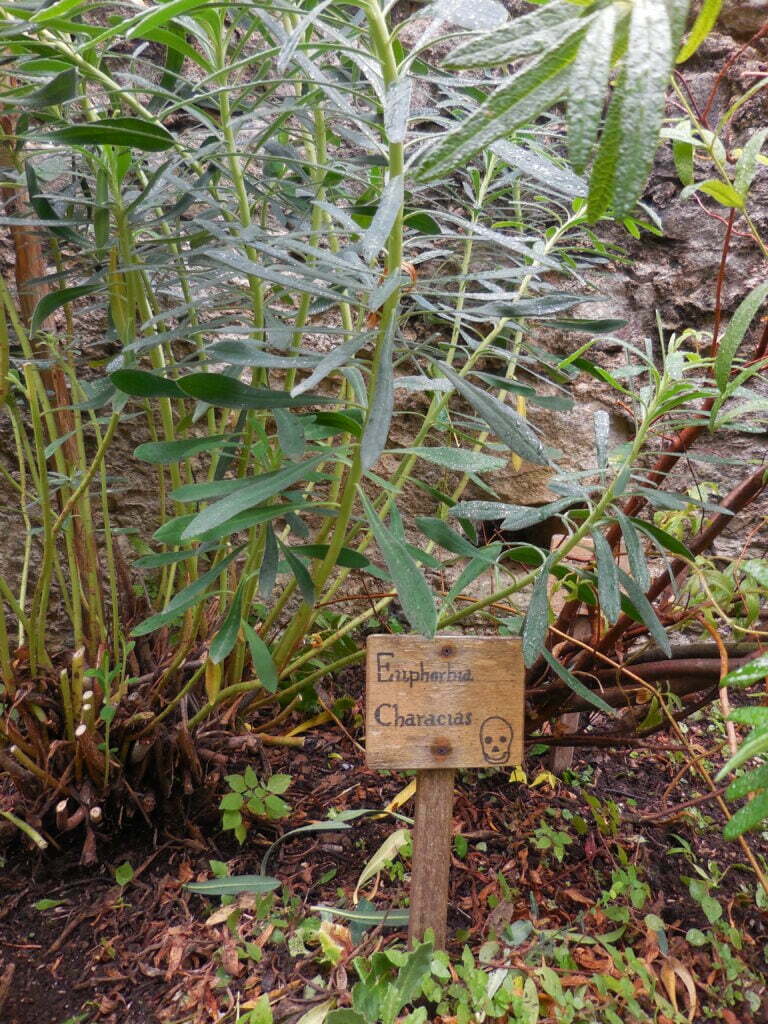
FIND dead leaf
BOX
[661,956,698,1022]
[563,888,592,906]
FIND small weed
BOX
[219,768,291,844]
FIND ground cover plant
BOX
[1,0,768,1020]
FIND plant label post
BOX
[365,635,524,949]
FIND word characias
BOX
[373,704,473,728]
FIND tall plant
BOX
[4,0,768,848]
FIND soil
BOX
[2,679,767,1024]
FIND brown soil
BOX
[2,697,768,1024]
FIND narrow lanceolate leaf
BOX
[723,790,768,840]
[611,0,673,217]
[291,334,370,398]
[522,568,549,667]
[182,455,324,539]
[111,369,184,398]
[243,623,279,694]
[726,763,768,801]
[542,648,616,716]
[416,517,496,562]
[279,542,315,605]
[500,498,576,533]
[438,363,549,467]
[591,529,621,625]
[385,78,412,145]
[134,435,233,465]
[209,584,243,664]
[715,281,768,392]
[131,546,244,636]
[676,0,721,64]
[617,567,671,656]
[185,875,280,897]
[360,317,395,471]
[47,117,174,151]
[258,525,279,600]
[446,1,580,66]
[402,447,506,473]
[615,512,650,591]
[718,653,768,689]
[417,30,586,184]
[734,127,768,198]
[586,70,625,222]
[361,175,403,263]
[177,372,332,409]
[30,284,98,336]
[567,5,617,173]
[359,490,437,637]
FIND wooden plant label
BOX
[365,635,524,770]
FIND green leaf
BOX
[131,546,243,637]
[676,0,722,63]
[724,790,768,840]
[291,544,369,569]
[242,622,279,693]
[615,513,650,590]
[125,0,212,37]
[47,117,174,151]
[542,648,616,716]
[714,281,768,392]
[291,335,371,399]
[567,5,617,172]
[681,179,745,209]
[610,0,673,217]
[266,774,291,795]
[264,794,291,819]
[22,67,77,109]
[279,541,316,605]
[30,285,98,336]
[591,529,621,624]
[359,490,437,637]
[500,498,576,532]
[734,127,768,197]
[209,584,243,665]
[617,567,671,656]
[114,862,134,887]
[629,519,694,562]
[177,373,332,409]
[274,408,305,461]
[438,364,549,466]
[447,1,580,66]
[417,30,586,183]
[361,317,395,471]
[326,1012,367,1024]
[385,77,412,145]
[259,524,279,599]
[220,792,245,811]
[726,763,768,801]
[400,447,505,473]
[111,369,184,398]
[415,517,495,563]
[181,455,324,539]
[362,175,403,262]
[523,569,549,667]
[586,75,624,222]
[185,875,281,896]
[134,435,233,464]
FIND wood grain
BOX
[365,635,524,769]
[408,768,455,949]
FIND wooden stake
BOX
[407,768,455,950]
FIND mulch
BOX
[2,701,768,1024]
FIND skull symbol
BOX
[480,716,513,764]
